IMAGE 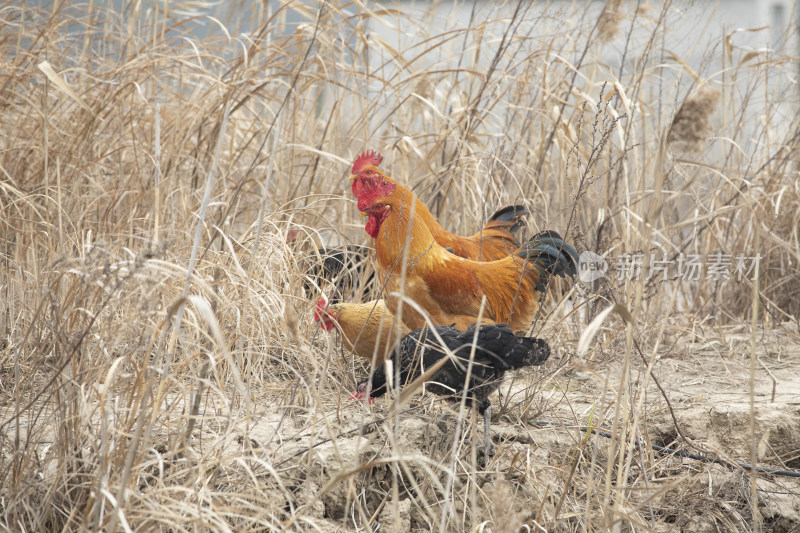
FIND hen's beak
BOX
[348,174,357,181]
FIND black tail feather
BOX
[516,230,579,285]
[487,204,530,233]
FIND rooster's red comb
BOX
[352,150,383,175]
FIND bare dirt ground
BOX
[220,323,800,532]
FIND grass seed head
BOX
[667,85,721,152]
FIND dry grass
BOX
[1,1,799,531]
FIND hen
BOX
[353,164,579,332]
[314,299,409,365]
[350,150,529,261]
[353,322,550,452]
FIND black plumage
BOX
[515,230,579,292]
[301,245,377,303]
[487,204,530,235]
[354,323,550,453]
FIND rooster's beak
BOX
[348,174,357,181]
[359,212,368,218]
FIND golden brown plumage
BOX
[313,299,409,365]
[350,151,528,261]
[356,172,579,333]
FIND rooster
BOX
[353,168,579,332]
[350,150,529,261]
[313,299,409,365]
[352,322,550,453]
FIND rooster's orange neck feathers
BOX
[369,189,443,270]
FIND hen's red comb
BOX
[313,298,327,322]
[352,150,383,175]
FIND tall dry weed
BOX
[0,1,798,531]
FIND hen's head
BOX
[350,380,375,404]
[313,299,337,331]
[362,198,395,238]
